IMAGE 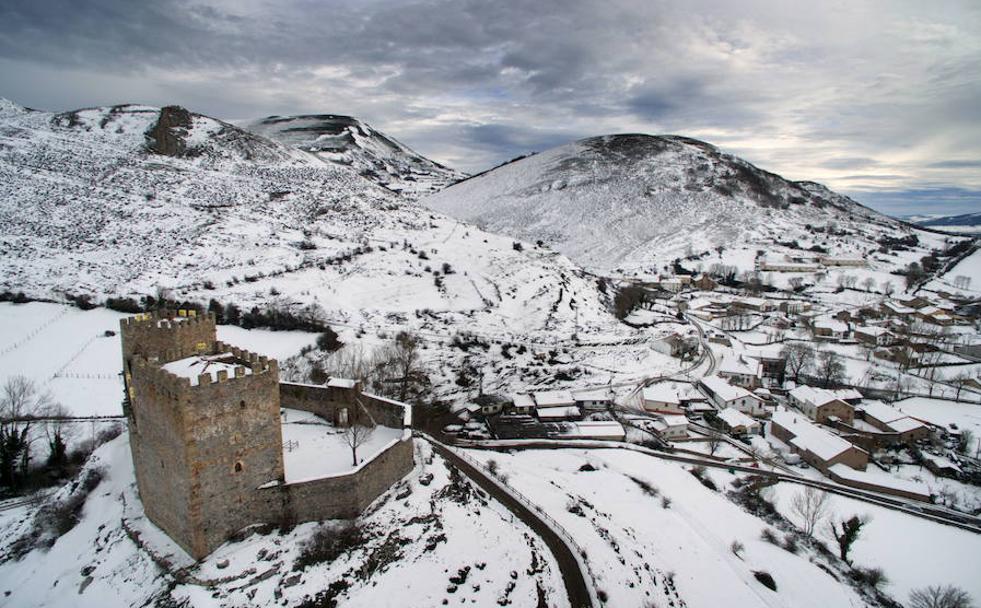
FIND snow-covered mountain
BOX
[424,134,916,275]
[240,113,464,198]
[0,100,678,399]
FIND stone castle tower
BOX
[121,310,284,558]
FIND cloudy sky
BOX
[1,0,979,216]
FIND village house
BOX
[732,297,774,313]
[832,388,864,406]
[880,300,916,319]
[692,274,718,291]
[812,318,849,340]
[572,388,614,411]
[717,355,762,388]
[551,420,626,441]
[532,390,582,421]
[857,401,930,443]
[510,393,536,415]
[743,346,787,383]
[641,383,684,413]
[716,407,762,436]
[788,385,855,424]
[779,300,812,314]
[770,409,869,473]
[699,375,765,416]
[652,413,690,440]
[854,325,895,347]
[652,333,698,358]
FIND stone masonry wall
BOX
[121,311,217,366]
[279,382,410,429]
[262,436,414,524]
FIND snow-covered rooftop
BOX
[718,355,760,377]
[700,375,756,403]
[536,405,581,419]
[789,385,841,407]
[642,383,680,404]
[717,407,758,429]
[160,353,251,385]
[534,390,575,407]
[512,393,536,408]
[772,409,859,461]
[572,388,612,402]
[859,401,906,424]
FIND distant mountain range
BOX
[909,212,981,234]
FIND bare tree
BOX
[829,514,868,563]
[816,350,848,388]
[790,486,831,537]
[341,423,375,467]
[1,376,55,487]
[909,585,974,608]
[379,331,427,402]
[707,435,723,456]
[862,277,876,292]
[881,280,895,296]
[781,343,815,383]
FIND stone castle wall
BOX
[123,312,413,560]
[280,382,411,429]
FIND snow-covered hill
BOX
[241,113,464,198]
[0,101,679,399]
[424,134,924,275]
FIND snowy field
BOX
[280,408,404,482]
[769,482,981,604]
[927,246,981,296]
[0,437,568,608]
[465,447,870,608]
[0,302,318,417]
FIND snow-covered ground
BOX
[768,482,981,604]
[465,447,871,608]
[280,408,404,482]
[0,436,568,608]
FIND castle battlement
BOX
[120,309,213,329]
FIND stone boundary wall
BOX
[259,435,414,524]
[279,382,410,429]
[827,467,932,502]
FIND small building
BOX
[642,383,684,413]
[652,333,698,358]
[857,401,930,443]
[880,300,916,319]
[854,325,894,347]
[699,375,765,416]
[653,414,689,440]
[788,385,855,424]
[770,409,868,473]
[533,390,581,421]
[692,274,718,291]
[813,318,849,340]
[716,407,761,436]
[510,393,536,415]
[832,388,864,405]
[717,355,762,389]
[760,256,822,272]
[572,388,613,411]
[732,297,773,313]
[554,420,626,441]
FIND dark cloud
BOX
[0,0,979,216]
